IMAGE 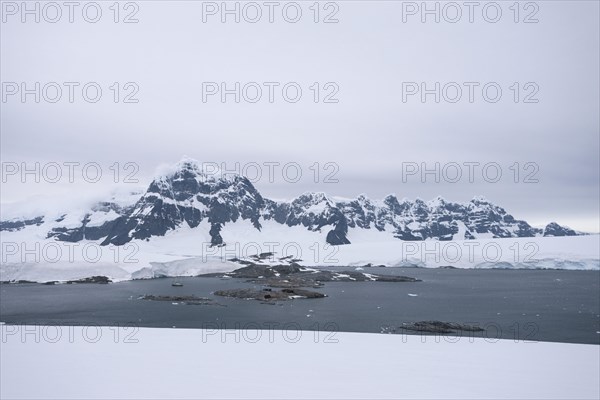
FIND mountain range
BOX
[0,158,581,246]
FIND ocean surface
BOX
[1,267,598,344]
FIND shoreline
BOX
[2,262,599,285]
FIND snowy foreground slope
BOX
[0,231,598,283]
[1,326,598,400]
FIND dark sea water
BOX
[1,267,599,344]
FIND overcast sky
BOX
[1,1,599,231]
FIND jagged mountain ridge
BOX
[0,159,581,245]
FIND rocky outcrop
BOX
[0,216,43,232]
[200,263,421,288]
[398,321,484,334]
[543,222,578,237]
[214,287,326,301]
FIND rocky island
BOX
[196,261,421,302]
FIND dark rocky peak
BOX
[383,194,411,214]
[291,192,334,208]
[543,222,577,237]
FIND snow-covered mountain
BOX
[0,158,582,246]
